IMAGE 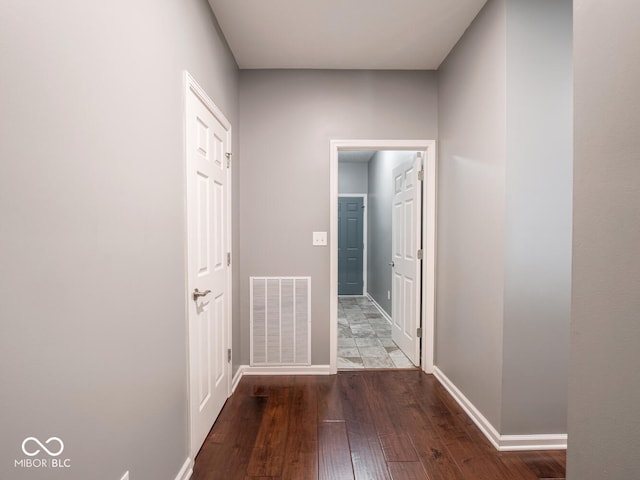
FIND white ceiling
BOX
[339,151,377,163]
[208,0,488,70]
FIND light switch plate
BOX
[312,231,327,246]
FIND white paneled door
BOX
[391,154,423,365]
[185,73,231,458]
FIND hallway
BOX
[338,297,415,369]
[192,370,566,479]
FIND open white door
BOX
[391,153,423,365]
[185,73,231,457]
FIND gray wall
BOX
[437,0,572,435]
[367,151,417,315]
[338,162,369,194]
[0,1,238,479]
[568,1,640,478]
[437,0,507,430]
[239,70,438,364]
[501,0,572,435]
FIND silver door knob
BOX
[193,288,211,300]
[388,261,395,267]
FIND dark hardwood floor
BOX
[192,371,566,480]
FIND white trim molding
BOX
[232,365,331,392]
[433,367,567,451]
[175,457,193,480]
[499,433,568,452]
[231,366,244,393]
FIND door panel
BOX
[391,155,422,365]
[186,78,231,457]
[338,196,364,295]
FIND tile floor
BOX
[338,296,415,369]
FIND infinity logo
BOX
[21,437,64,457]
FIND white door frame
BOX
[183,71,233,459]
[337,194,368,296]
[329,139,436,374]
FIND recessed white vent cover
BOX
[250,277,311,366]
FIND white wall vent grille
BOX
[250,277,311,366]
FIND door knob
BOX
[193,288,211,300]
[388,261,395,268]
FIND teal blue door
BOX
[338,196,364,295]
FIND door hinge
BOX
[227,348,232,363]
[417,327,423,337]
[418,169,424,181]
[417,249,423,260]
[227,252,231,266]
[225,152,232,168]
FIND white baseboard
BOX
[498,433,568,451]
[232,365,331,391]
[432,366,567,451]
[432,366,502,449]
[231,366,244,393]
[367,294,392,325]
[175,457,193,480]
[242,365,331,375]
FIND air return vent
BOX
[250,277,311,366]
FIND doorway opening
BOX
[330,140,436,375]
